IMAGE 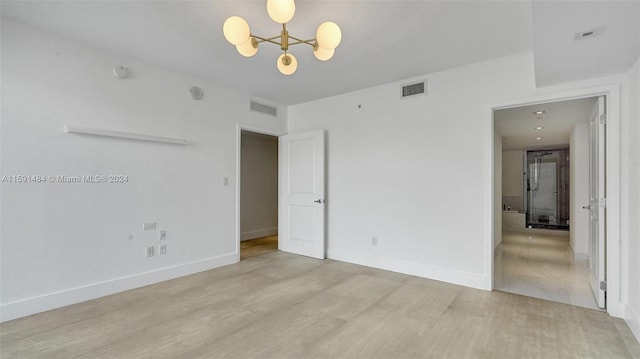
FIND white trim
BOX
[328,248,486,290]
[486,83,624,318]
[65,125,190,145]
[625,304,640,344]
[485,105,495,290]
[241,228,278,241]
[574,252,589,261]
[238,125,283,138]
[0,253,237,323]
[236,124,285,260]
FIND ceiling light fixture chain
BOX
[222,0,341,75]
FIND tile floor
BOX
[495,230,600,310]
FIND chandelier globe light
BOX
[222,0,341,75]
[266,0,296,24]
[316,21,342,49]
[237,38,259,57]
[313,47,334,61]
[222,16,251,46]
[277,53,298,75]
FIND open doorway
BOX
[239,130,279,260]
[493,96,605,310]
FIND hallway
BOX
[495,231,599,310]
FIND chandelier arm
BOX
[252,34,282,46]
[287,38,317,47]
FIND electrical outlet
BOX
[145,246,155,258]
[159,230,166,241]
[159,244,167,255]
[143,222,157,230]
[372,237,378,246]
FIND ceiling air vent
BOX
[401,81,426,99]
[250,100,277,117]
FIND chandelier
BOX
[222,0,342,75]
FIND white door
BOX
[279,130,325,259]
[588,96,606,308]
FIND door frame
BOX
[235,124,285,262]
[588,97,607,308]
[486,83,623,317]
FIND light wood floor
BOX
[1,252,639,358]
[240,235,278,260]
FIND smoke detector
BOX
[190,86,203,100]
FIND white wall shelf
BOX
[65,125,190,145]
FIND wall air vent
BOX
[401,81,426,98]
[574,27,604,41]
[250,100,277,117]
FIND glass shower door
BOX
[525,149,570,230]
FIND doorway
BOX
[493,96,604,310]
[239,130,279,260]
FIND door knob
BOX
[314,199,324,204]
[582,205,590,210]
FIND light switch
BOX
[223,176,229,186]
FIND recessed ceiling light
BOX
[533,111,546,115]
[536,137,542,140]
[574,27,605,41]
[535,126,544,130]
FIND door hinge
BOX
[599,198,607,208]
[599,114,606,124]
[600,281,607,291]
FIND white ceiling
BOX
[532,0,640,87]
[0,0,533,105]
[1,1,638,105]
[495,97,598,151]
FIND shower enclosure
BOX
[524,149,570,230]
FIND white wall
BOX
[502,151,522,197]
[287,50,631,318]
[494,133,502,248]
[623,8,640,340]
[240,131,278,240]
[288,52,538,289]
[502,150,523,211]
[569,121,589,256]
[623,56,640,342]
[0,19,286,321]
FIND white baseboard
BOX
[327,248,486,290]
[0,253,237,323]
[574,252,589,260]
[626,304,640,344]
[241,227,277,241]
